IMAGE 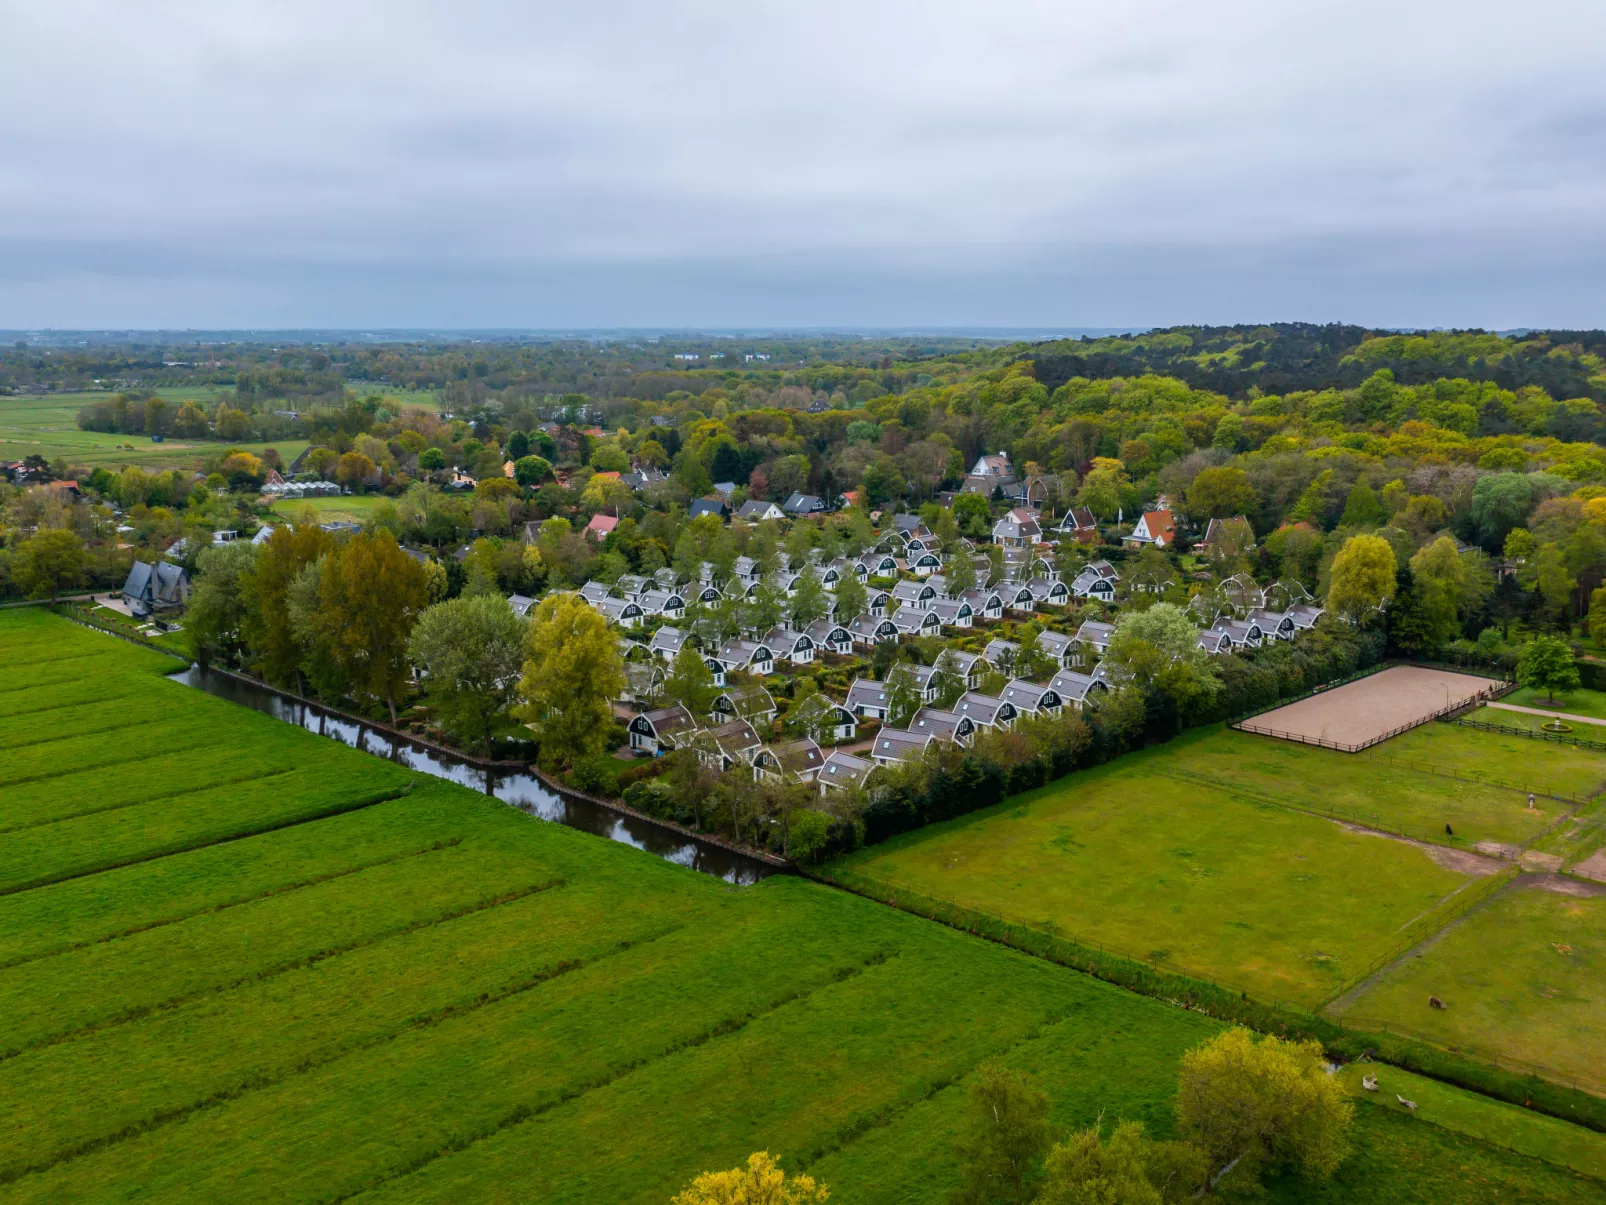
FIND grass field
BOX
[1360,719,1606,804]
[0,608,1600,1203]
[1171,726,1571,849]
[1331,876,1606,1095]
[0,383,436,471]
[1334,1062,1606,1181]
[830,730,1501,1007]
[1504,687,1606,721]
[265,492,389,524]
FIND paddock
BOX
[1235,666,1502,751]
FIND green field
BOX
[1332,877,1606,1094]
[1,608,1600,1203]
[830,729,1503,1008]
[1360,719,1606,805]
[1334,1062,1606,1182]
[0,383,436,471]
[1171,726,1572,850]
[265,492,389,524]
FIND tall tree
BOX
[788,568,828,628]
[12,529,86,601]
[243,523,335,689]
[833,571,869,623]
[518,593,626,769]
[663,642,718,717]
[301,530,431,721]
[1176,1029,1352,1193]
[1517,635,1579,703]
[407,593,527,755]
[949,1066,1051,1205]
[1185,466,1258,521]
[185,540,258,667]
[1327,534,1396,620]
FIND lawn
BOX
[830,733,1495,1008]
[265,491,389,525]
[1330,877,1606,1095]
[1504,686,1606,722]
[0,606,1598,1204]
[1360,718,1606,805]
[1333,1062,1606,1182]
[1169,726,1569,850]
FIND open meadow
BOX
[829,725,1544,1007]
[2,608,1600,1202]
[0,385,437,471]
[264,492,390,525]
[1331,875,1606,1095]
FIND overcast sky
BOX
[2,0,1604,330]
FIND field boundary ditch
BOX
[803,864,1606,1133]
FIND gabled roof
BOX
[908,708,970,742]
[871,728,936,762]
[650,626,689,655]
[689,498,729,519]
[1075,620,1116,647]
[805,619,851,645]
[579,580,613,604]
[782,492,826,513]
[705,719,765,759]
[507,594,536,618]
[769,738,825,777]
[984,637,1019,664]
[639,703,698,740]
[955,692,1014,726]
[846,678,890,710]
[1048,670,1104,703]
[1059,506,1098,531]
[818,751,875,788]
[585,513,619,538]
[1001,679,1059,710]
[1036,631,1074,659]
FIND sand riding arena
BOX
[1234,666,1505,752]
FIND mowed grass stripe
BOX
[0,795,469,969]
[349,935,1122,1205]
[0,718,366,832]
[0,767,303,837]
[0,889,667,1186]
[0,678,150,719]
[0,722,220,788]
[0,773,413,896]
[1,701,184,751]
[0,844,552,1056]
[0,895,872,1202]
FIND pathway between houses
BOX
[1488,701,1606,728]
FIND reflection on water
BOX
[167,665,772,885]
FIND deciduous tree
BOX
[13,529,86,600]
[1517,635,1579,703]
[407,593,527,755]
[1176,1029,1352,1193]
[671,1151,829,1205]
[950,1066,1051,1205]
[1327,534,1396,620]
[518,593,626,769]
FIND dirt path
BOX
[1332,822,1508,875]
[1487,701,1606,728]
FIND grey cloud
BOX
[1,0,1604,327]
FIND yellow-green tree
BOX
[13,529,86,600]
[671,1151,829,1205]
[518,592,626,769]
[1176,1029,1352,1192]
[1326,533,1396,620]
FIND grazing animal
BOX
[1398,1095,1417,1111]
[1445,823,1453,836]
[1362,1075,1379,1092]
[1429,995,1447,1010]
